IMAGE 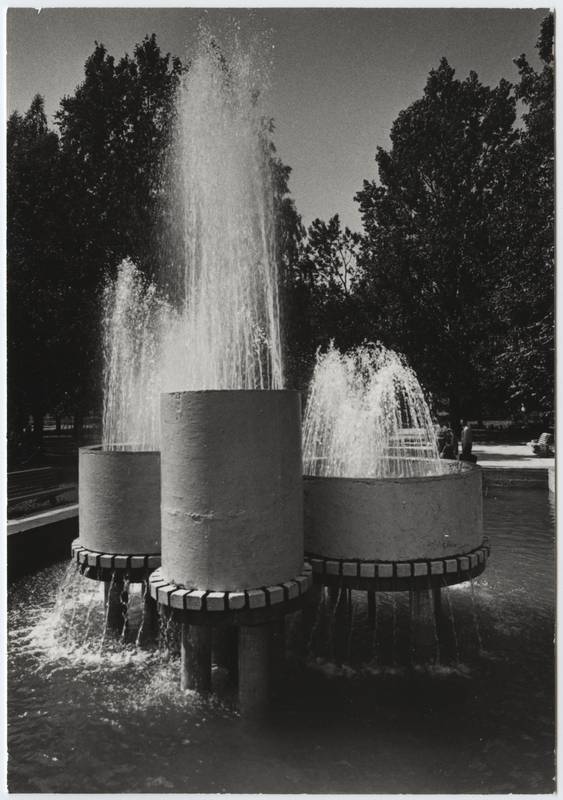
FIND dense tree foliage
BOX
[7,96,66,443]
[491,14,554,417]
[7,37,184,445]
[56,34,184,283]
[7,16,554,451]
[351,14,554,425]
[282,214,365,390]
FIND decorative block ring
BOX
[148,564,314,614]
[71,539,160,581]
[305,541,490,590]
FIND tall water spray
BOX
[102,32,283,450]
[302,343,445,478]
[102,260,166,450]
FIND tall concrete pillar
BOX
[160,390,303,591]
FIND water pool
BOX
[7,486,555,793]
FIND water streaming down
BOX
[102,32,283,451]
[102,260,166,451]
[302,342,446,478]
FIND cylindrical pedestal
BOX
[238,625,270,718]
[149,566,313,716]
[181,624,212,692]
[304,462,483,563]
[160,390,303,591]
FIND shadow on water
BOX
[8,487,555,793]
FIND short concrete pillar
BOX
[79,446,160,555]
[238,625,270,718]
[104,577,128,635]
[181,623,212,692]
[410,588,436,663]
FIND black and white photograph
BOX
[6,5,555,794]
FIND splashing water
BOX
[302,343,446,478]
[102,32,283,451]
[102,260,166,451]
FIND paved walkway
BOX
[472,443,554,471]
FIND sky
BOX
[6,6,547,231]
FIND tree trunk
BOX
[32,409,44,448]
[73,411,84,444]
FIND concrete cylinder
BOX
[160,390,303,591]
[304,460,483,562]
[79,446,160,555]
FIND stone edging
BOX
[148,564,313,613]
[305,541,490,590]
[71,539,160,581]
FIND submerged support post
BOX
[367,591,376,627]
[332,586,349,665]
[238,624,270,718]
[410,588,436,664]
[104,576,127,635]
[432,587,442,636]
[301,582,323,653]
[137,579,160,645]
[213,625,238,680]
[181,623,212,692]
[269,617,286,695]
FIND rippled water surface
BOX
[8,487,555,793]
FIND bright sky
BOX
[6,6,546,231]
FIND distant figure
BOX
[436,423,448,454]
[460,420,475,462]
[439,422,457,459]
[530,432,555,457]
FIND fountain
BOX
[72,31,310,712]
[73,28,483,694]
[302,344,487,662]
[73,263,163,635]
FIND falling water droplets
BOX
[303,342,449,479]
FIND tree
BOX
[355,59,518,426]
[282,214,366,390]
[491,13,554,418]
[56,34,184,281]
[52,35,185,425]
